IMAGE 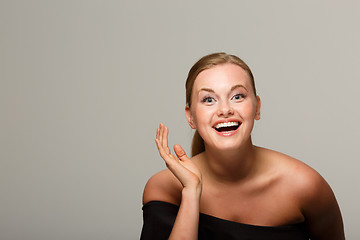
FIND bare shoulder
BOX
[256,146,326,192]
[142,169,182,205]
[257,146,345,239]
[256,146,335,212]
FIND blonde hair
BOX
[185,52,256,157]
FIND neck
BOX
[201,139,259,184]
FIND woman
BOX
[141,53,345,239]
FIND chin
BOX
[207,140,245,152]
[216,136,252,151]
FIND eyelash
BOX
[232,93,246,100]
[201,96,215,103]
[201,94,246,104]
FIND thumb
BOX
[174,144,189,162]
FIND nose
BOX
[217,101,234,117]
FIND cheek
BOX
[237,102,257,118]
[192,106,212,125]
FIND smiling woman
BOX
[185,63,260,153]
[140,53,345,240]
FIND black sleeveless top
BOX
[140,201,310,240]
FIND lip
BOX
[212,119,241,137]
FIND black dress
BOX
[140,201,310,240]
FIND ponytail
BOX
[191,130,205,157]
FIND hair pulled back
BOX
[185,52,256,157]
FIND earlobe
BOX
[255,96,261,120]
[185,105,196,129]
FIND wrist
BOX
[182,185,202,200]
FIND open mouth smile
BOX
[213,121,241,136]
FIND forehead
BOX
[193,63,252,91]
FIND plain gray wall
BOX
[1,0,359,239]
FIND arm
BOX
[170,185,201,240]
[144,124,202,240]
[299,170,345,240]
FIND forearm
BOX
[169,187,201,240]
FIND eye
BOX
[201,96,215,104]
[232,93,246,101]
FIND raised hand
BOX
[155,123,202,191]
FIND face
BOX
[185,63,261,151]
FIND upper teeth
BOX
[215,122,239,129]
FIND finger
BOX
[163,125,169,149]
[155,138,169,160]
[158,123,164,143]
[174,144,189,162]
[156,126,160,141]
[159,124,170,155]
[155,129,171,158]
[155,138,177,165]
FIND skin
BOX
[143,64,345,240]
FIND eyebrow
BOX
[198,84,248,94]
[231,84,248,92]
[198,87,215,93]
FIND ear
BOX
[255,96,261,120]
[185,105,196,129]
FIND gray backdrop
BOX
[1,0,359,239]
